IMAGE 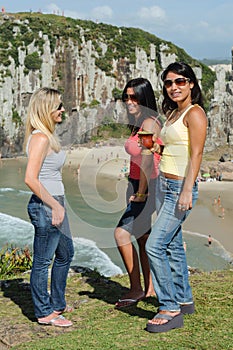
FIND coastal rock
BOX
[200,160,233,181]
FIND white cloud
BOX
[138,6,166,22]
[91,6,113,20]
[45,3,85,19]
[199,21,209,28]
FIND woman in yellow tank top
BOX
[145,62,207,333]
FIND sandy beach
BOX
[66,145,233,256]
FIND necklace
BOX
[167,103,192,125]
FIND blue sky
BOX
[3,0,233,60]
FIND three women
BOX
[24,61,207,334]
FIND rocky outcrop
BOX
[0,13,232,157]
[206,64,233,150]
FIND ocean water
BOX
[0,157,232,276]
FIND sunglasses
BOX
[123,93,138,102]
[57,102,63,110]
[163,78,190,88]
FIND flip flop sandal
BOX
[180,302,195,314]
[115,298,139,309]
[146,313,183,333]
[115,294,145,309]
[38,315,73,327]
[54,305,74,315]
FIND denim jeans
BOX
[27,194,74,319]
[146,174,198,311]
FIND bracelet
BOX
[136,192,146,198]
[141,149,153,155]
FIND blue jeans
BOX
[27,194,74,319]
[146,174,198,311]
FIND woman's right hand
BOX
[52,202,65,226]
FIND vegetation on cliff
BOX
[0,12,216,96]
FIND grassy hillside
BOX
[0,268,232,349]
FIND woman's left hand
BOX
[130,194,147,202]
[178,190,192,211]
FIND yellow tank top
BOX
[160,105,194,177]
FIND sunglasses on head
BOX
[123,93,138,102]
[163,78,190,88]
[57,102,63,110]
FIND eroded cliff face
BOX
[0,14,232,157]
[205,65,233,149]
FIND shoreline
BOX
[66,145,233,256]
[1,145,233,258]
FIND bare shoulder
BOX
[28,132,49,154]
[185,104,207,126]
[142,116,161,133]
[31,132,49,144]
[190,104,206,118]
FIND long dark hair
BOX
[122,77,158,134]
[161,62,205,115]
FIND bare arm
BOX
[133,117,161,202]
[179,105,207,209]
[24,133,65,225]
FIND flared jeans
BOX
[146,175,198,311]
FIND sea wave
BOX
[184,229,233,262]
[0,187,31,195]
[0,212,122,277]
[0,187,15,192]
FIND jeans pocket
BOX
[28,202,52,229]
[27,202,40,226]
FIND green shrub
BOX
[12,109,22,126]
[112,87,122,100]
[89,99,100,108]
[0,245,32,278]
[24,52,42,70]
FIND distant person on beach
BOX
[114,78,162,309]
[208,235,212,246]
[145,62,207,333]
[24,88,74,327]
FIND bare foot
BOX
[148,311,181,325]
[145,290,156,297]
[115,290,145,308]
[120,289,145,301]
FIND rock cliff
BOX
[0,12,232,157]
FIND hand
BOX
[177,191,192,211]
[52,203,65,226]
[150,142,164,155]
[130,193,147,203]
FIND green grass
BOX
[0,268,232,349]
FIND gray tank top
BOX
[27,130,66,195]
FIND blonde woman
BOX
[24,87,74,327]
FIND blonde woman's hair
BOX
[24,87,62,152]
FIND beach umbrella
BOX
[202,173,210,177]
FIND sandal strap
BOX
[153,313,174,321]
